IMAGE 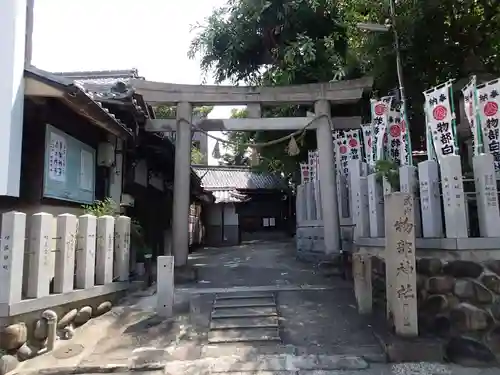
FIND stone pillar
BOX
[173,102,192,266]
[349,160,370,238]
[440,155,468,238]
[54,214,77,293]
[247,104,261,166]
[27,213,53,298]
[368,173,384,237]
[296,184,305,224]
[473,153,500,237]
[315,100,340,253]
[313,179,322,220]
[418,160,443,238]
[114,216,131,281]
[157,255,174,317]
[399,166,422,237]
[385,193,418,337]
[0,211,26,304]
[163,229,173,256]
[96,216,114,285]
[353,253,372,314]
[305,182,316,221]
[0,0,26,197]
[76,214,96,289]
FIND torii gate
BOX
[130,77,373,266]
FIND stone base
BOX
[174,266,198,284]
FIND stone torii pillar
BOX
[315,100,341,253]
[172,102,192,266]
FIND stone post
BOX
[54,214,77,293]
[27,213,53,298]
[75,214,96,289]
[385,193,418,337]
[296,184,305,225]
[173,102,192,266]
[315,100,340,253]
[418,160,443,238]
[353,253,372,314]
[0,212,26,304]
[399,165,422,237]
[440,155,468,238]
[157,255,174,317]
[349,160,370,238]
[114,216,131,281]
[473,153,500,237]
[368,173,384,237]
[96,215,114,285]
[305,182,316,221]
[313,179,322,220]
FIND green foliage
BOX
[374,160,400,191]
[82,198,119,217]
[154,105,214,119]
[191,147,206,164]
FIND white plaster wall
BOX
[0,0,27,196]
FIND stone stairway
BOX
[208,292,281,344]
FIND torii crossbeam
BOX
[130,77,373,266]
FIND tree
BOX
[189,0,500,180]
[191,147,206,164]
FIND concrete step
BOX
[214,302,276,309]
[214,297,275,307]
[212,306,277,318]
[162,354,369,375]
[210,316,279,330]
[208,327,280,343]
[215,292,274,300]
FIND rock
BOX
[57,309,77,329]
[443,260,483,278]
[416,274,428,291]
[485,326,500,354]
[422,294,458,315]
[59,325,75,340]
[16,343,34,361]
[484,260,500,276]
[427,276,455,294]
[417,258,442,276]
[74,306,92,325]
[445,336,496,366]
[0,355,19,375]
[0,323,27,351]
[490,300,500,320]
[480,272,500,294]
[94,301,112,317]
[454,279,494,304]
[33,319,48,340]
[450,303,491,331]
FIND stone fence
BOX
[296,153,500,363]
[0,211,132,318]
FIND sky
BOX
[32,0,241,165]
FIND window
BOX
[43,124,96,204]
[262,217,276,227]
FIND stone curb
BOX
[19,363,165,375]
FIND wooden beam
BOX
[130,77,373,105]
[145,116,362,132]
[24,78,64,98]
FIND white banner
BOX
[399,104,411,165]
[360,123,373,166]
[300,162,310,184]
[423,81,457,162]
[370,96,393,162]
[333,129,362,176]
[308,150,319,180]
[477,78,500,171]
[387,105,402,165]
[462,76,481,156]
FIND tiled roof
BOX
[192,165,286,190]
[212,190,250,203]
[24,67,132,137]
